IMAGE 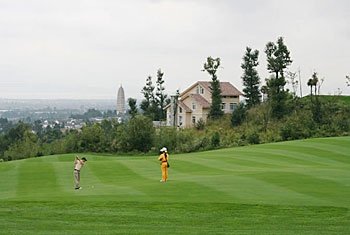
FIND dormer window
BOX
[196,85,204,94]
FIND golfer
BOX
[158,147,169,182]
[74,156,87,190]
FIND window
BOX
[179,116,183,126]
[196,86,204,94]
[230,103,238,111]
[221,103,226,110]
[179,107,182,113]
[192,103,196,110]
[192,116,196,124]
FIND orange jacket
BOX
[158,153,169,165]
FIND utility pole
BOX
[171,90,180,127]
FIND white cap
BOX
[160,147,167,152]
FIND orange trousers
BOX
[161,163,168,182]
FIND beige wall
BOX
[221,96,240,113]
[182,84,212,103]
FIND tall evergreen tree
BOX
[128,98,138,118]
[241,47,261,108]
[265,37,292,119]
[203,57,223,120]
[140,75,155,118]
[155,69,168,121]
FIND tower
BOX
[116,85,125,115]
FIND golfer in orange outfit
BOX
[158,147,169,182]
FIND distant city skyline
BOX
[1,0,349,100]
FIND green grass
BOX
[1,136,350,234]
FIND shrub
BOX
[195,118,205,130]
[211,132,220,148]
[247,132,260,144]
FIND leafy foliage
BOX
[120,115,155,152]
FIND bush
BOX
[120,115,155,152]
[195,118,205,130]
[211,132,220,148]
[155,127,178,152]
[247,132,260,144]
[231,103,246,127]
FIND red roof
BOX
[190,94,211,108]
[180,81,242,97]
[197,81,242,96]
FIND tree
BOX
[307,72,318,97]
[155,69,169,120]
[265,37,292,80]
[6,122,31,143]
[79,123,103,152]
[307,72,323,124]
[0,118,13,134]
[265,37,292,119]
[4,131,39,160]
[241,47,261,108]
[346,75,350,87]
[140,75,155,117]
[203,56,223,119]
[231,103,247,127]
[120,115,155,152]
[128,98,138,118]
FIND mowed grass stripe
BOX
[83,158,146,197]
[88,158,148,185]
[301,168,350,186]
[258,141,350,163]
[16,158,65,199]
[168,156,327,206]
[115,158,234,202]
[220,152,293,169]
[245,171,350,207]
[1,201,348,235]
[117,157,160,181]
[171,157,330,206]
[0,162,18,199]
[245,145,343,166]
[213,147,322,168]
[171,158,231,175]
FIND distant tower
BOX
[116,85,125,114]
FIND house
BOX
[165,81,242,128]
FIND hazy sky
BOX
[0,0,349,100]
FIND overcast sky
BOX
[0,0,349,100]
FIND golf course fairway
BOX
[1,136,349,234]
